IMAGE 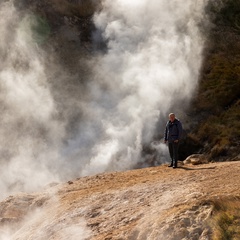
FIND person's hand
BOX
[174,140,179,143]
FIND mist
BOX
[81,0,208,174]
[0,0,208,198]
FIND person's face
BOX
[169,114,175,122]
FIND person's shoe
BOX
[173,165,177,169]
[168,164,173,167]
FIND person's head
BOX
[169,113,175,122]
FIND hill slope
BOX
[0,2,239,239]
[188,0,240,160]
[0,161,239,239]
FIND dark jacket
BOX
[164,119,182,143]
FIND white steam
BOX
[81,0,207,174]
[0,0,208,197]
[0,1,64,197]
[2,205,92,240]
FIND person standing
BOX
[164,113,182,168]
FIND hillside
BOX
[0,160,239,239]
[0,1,239,239]
[187,0,240,161]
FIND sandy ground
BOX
[0,161,240,239]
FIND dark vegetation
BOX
[186,0,240,160]
[209,196,240,240]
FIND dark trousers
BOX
[168,142,179,167]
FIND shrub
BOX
[191,0,240,159]
[208,197,240,240]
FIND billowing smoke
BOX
[0,0,208,197]
[80,0,208,174]
[0,1,66,198]
[0,202,92,239]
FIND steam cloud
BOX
[0,203,92,239]
[81,0,208,174]
[0,0,208,197]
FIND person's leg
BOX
[172,142,179,168]
[168,142,173,167]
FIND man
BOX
[164,113,182,168]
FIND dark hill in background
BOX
[13,0,240,163]
[186,0,240,161]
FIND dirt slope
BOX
[0,161,240,239]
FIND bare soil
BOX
[0,161,240,239]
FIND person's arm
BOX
[177,121,182,140]
[164,123,168,142]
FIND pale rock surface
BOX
[183,154,208,165]
[0,161,240,239]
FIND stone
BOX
[183,154,208,165]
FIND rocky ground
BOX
[0,160,239,240]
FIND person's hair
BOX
[169,113,175,117]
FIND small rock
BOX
[175,227,189,239]
[183,154,208,165]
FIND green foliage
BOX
[196,102,240,159]
[209,197,240,240]
[201,55,240,109]
[193,0,240,159]
[30,15,51,44]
